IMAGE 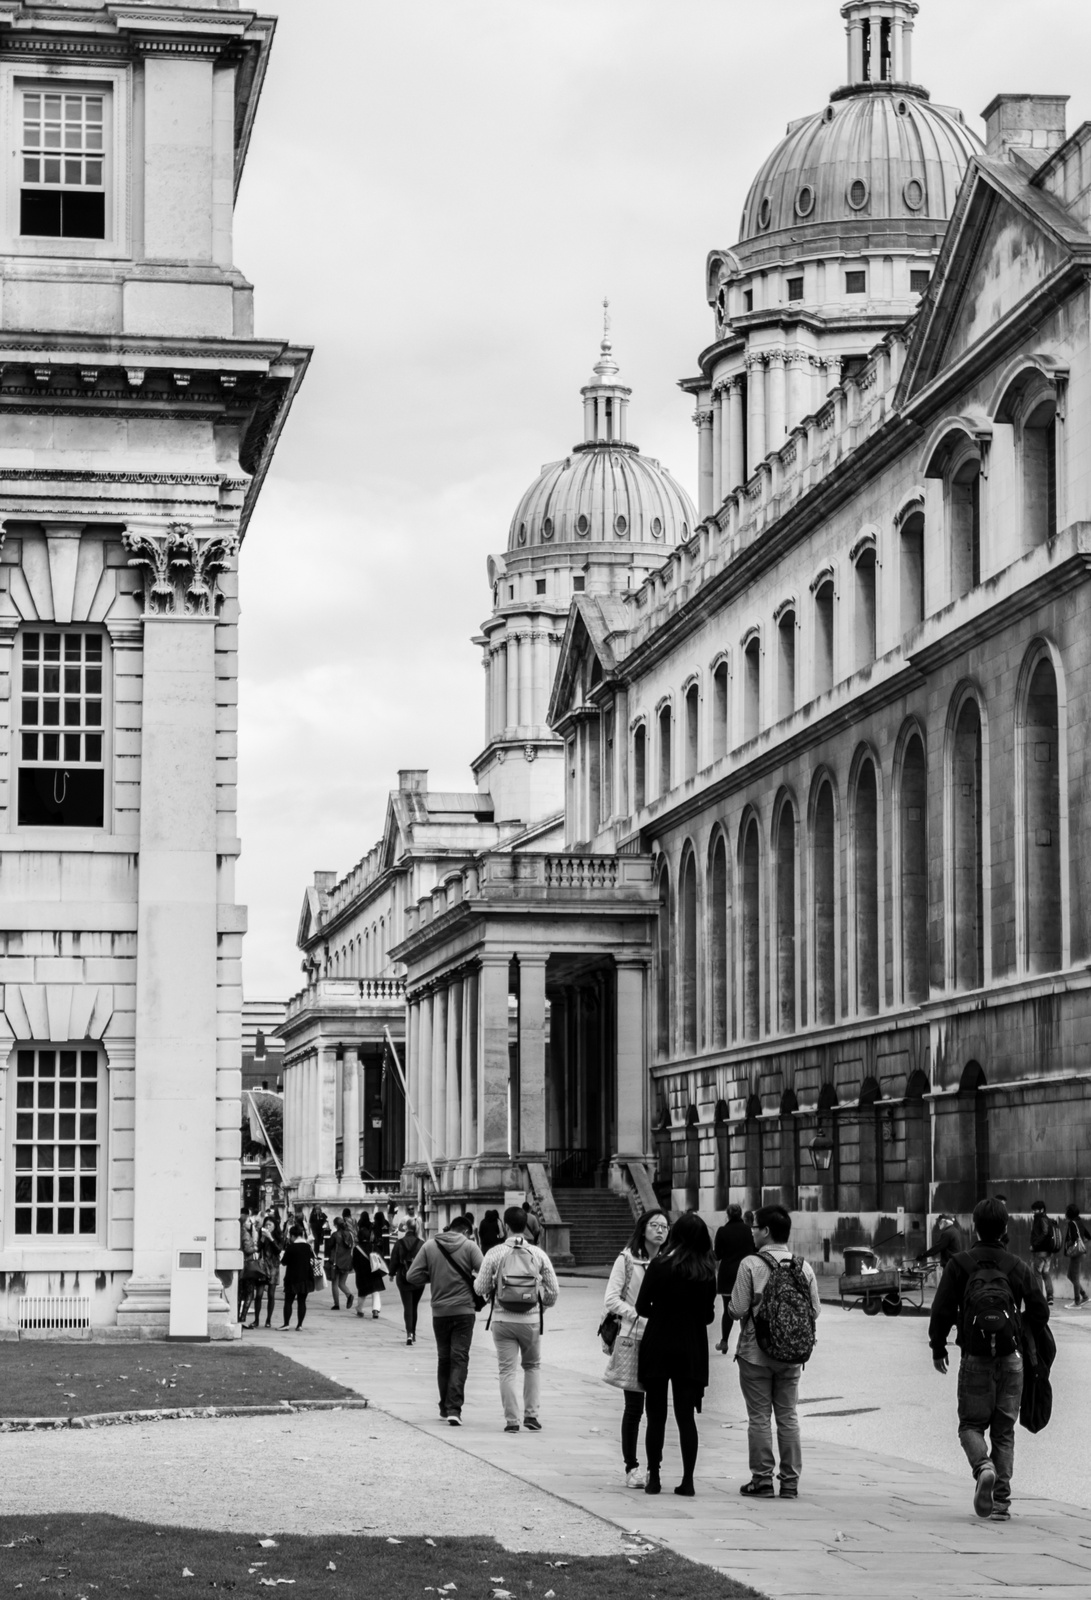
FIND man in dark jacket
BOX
[919,1213,964,1271]
[406,1215,483,1425]
[929,1197,1049,1521]
[714,1203,756,1353]
[1029,1199,1056,1307]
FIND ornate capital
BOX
[693,408,714,429]
[123,522,238,617]
[745,352,767,373]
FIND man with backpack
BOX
[405,1214,484,1425]
[474,1205,560,1433]
[1029,1199,1060,1306]
[729,1204,820,1499]
[929,1197,1049,1520]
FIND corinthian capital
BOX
[123,522,238,617]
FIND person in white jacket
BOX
[602,1208,671,1488]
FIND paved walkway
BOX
[257,1279,1091,1600]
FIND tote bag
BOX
[604,1325,642,1391]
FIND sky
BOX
[232,0,1091,1000]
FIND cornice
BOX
[0,468,247,487]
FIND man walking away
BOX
[406,1214,483,1425]
[280,1223,317,1331]
[929,1197,1049,1520]
[330,1217,355,1310]
[474,1206,560,1434]
[1029,1200,1058,1308]
[919,1213,964,1273]
[730,1204,820,1498]
[714,1203,756,1354]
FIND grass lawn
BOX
[0,1344,356,1417]
[0,1518,765,1600]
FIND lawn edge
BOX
[0,1397,368,1431]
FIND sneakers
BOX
[523,1417,542,1432]
[625,1467,646,1490]
[779,1485,799,1499]
[346,1294,354,1309]
[504,1422,520,1433]
[740,1479,775,1498]
[991,1504,1011,1522]
[372,1309,380,1319]
[406,1337,413,1346]
[448,1413,462,1427]
[974,1463,996,1519]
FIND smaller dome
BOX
[508,446,694,552]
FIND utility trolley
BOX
[837,1245,932,1316]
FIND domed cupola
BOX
[690,1,982,518]
[508,307,695,554]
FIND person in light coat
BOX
[602,1208,671,1488]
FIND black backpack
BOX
[752,1252,817,1365]
[958,1252,1021,1358]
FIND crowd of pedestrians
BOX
[238,1189,1087,1518]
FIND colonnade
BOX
[696,354,842,517]
[283,1045,366,1199]
[484,629,563,741]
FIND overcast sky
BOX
[233,0,1091,1000]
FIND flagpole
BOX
[383,1025,439,1192]
[245,1089,287,1187]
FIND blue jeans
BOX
[957,1351,1023,1505]
[738,1358,803,1487]
[433,1314,475,1417]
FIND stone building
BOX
[0,0,307,1334]
[391,0,1091,1268]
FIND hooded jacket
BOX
[405,1230,484,1317]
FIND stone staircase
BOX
[552,1188,636,1268]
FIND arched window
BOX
[632,723,646,810]
[899,732,929,1004]
[714,1100,730,1210]
[743,635,761,741]
[1022,655,1062,974]
[680,849,698,1054]
[656,866,671,1058]
[951,696,984,990]
[774,799,796,1033]
[858,1076,883,1212]
[777,608,796,719]
[958,1061,989,1205]
[853,758,880,1016]
[708,833,729,1048]
[853,543,877,668]
[899,509,925,632]
[817,1082,840,1207]
[905,1068,931,1213]
[951,456,981,595]
[740,815,761,1040]
[744,1092,763,1211]
[994,367,1062,552]
[779,1088,799,1210]
[712,659,729,760]
[658,703,672,796]
[813,578,835,695]
[685,1105,701,1211]
[812,781,837,1025]
[684,682,699,779]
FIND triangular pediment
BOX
[900,157,1089,402]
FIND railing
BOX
[545,1146,599,1187]
[19,1294,91,1331]
[544,856,619,890]
[284,977,406,1019]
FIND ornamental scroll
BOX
[123,521,238,617]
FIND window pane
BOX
[23,634,39,659]
[80,1145,96,1169]
[65,668,80,692]
[64,734,81,760]
[37,1145,55,1166]
[38,1081,55,1109]
[58,1053,75,1078]
[22,733,38,760]
[44,157,61,182]
[43,700,59,726]
[22,699,38,726]
[23,666,39,692]
[58,1114,76,1141]
[36,1176,53,1203]
[58,1209,75,1235]
[43,733,60,761]
[81,1051,98,1077]
[16,1114,33,1140]
[80,1114,96,1138]
[59,1176,75,1203]
[40,1051,56,1076]
[59,1082,76,1109]
[59,1146,76,1170]
[85,734,102,763]
[80,1176,96,1203]
[15,1209,31,1235]
[64,635,81,660]
[15,1176,32,1204]
[86,669,101,694]
[86,636,101,660]
[18,1050,35,1075]
[64,700,80,726]
[16,1083,33,1108]
[44,634,60,658]
[79,1208,96,1234]
[36,1209,54,1234]
[86,159,103,185]
[85,701,101,727]
[80,1082,96,1107]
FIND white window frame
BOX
[7,1043,107,1248]
[12,623,113,837]
[1,63,130,259]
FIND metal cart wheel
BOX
[881,1291,902,1316]
[863,1292,881,1316]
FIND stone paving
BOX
[255,1278,1091,1600]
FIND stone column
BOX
[727,376,746,491]
[747,355,767,467]
[406,999,420,1163]
[712,391,723,507]
[518,957,548,1157]
[315,1045,339,1197]
[477,955,511,1169]
[891,16,903,79]
[505,636,520,731]
[614,962,648,1159]
[446,978,462,1161]
[431,985,448,1161]
[418,991,434,1166]
[767,349,787,448]
[695,406,714,518]
[519,633,532,729]
[341,1047,364,1198]
[461,974,476,1159]
[492,644,507,737]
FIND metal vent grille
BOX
[18,1294,91,1331]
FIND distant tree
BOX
[240,1089,283,1160]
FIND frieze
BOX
[0,469,247,487]
[123,521,238,618]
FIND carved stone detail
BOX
[123,522,238,617]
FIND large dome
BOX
[508,445,695,553]
[738,86,980,245]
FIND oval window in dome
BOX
[758,196,772,230]
[518,522,527,545]
[576,512,590,537]
[614,513,629,537]
[848,178,869,211]
[651,516,664,538]
[822,105,834,124]
[795,184,815,219]
[903,178,925,211]
[542,516,554,540]
[896,98,910,116]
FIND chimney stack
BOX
[398,769,428,793]
[982,95,1069,169]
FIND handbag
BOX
[598,1253,634,1353]
[603,1327,642,1391]
[369,1251,388,1275]
[435,1238,486,1312]
[1065,1222,1087,1259]
[311,1252,325,1293]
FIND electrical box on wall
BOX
[169,1236,210,1341]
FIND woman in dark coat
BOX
[389,1220,425,1344]
[479,1209,503,1253]
[372,1208,390,1261]
[1064,1203,1090,1305]
[352,1228,386,1318]
[634,1211,717,1498]
[714,1203,757,1353]
[280,1223,316,1331]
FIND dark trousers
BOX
[1067,1255,1087,1302]
[397,1279,425,1337]
[251,1280,276,1325]
[957,1351,1023,1505]
[720,1295,735,1345]
[621,1388,646,1470]
[644,1375,701,1485]
[282,1287,309,1328]
[433,1313,475,1416]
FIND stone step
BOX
[551,1190,635,1266]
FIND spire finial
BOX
[591,297,619,382]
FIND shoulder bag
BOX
[598,1252,634,1353]
[435,1238,486,1312]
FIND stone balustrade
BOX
[283,976,406,1020]
[402,851,655,935]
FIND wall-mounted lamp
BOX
[808,1123,834,1172]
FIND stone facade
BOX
[0,1,307,1335]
